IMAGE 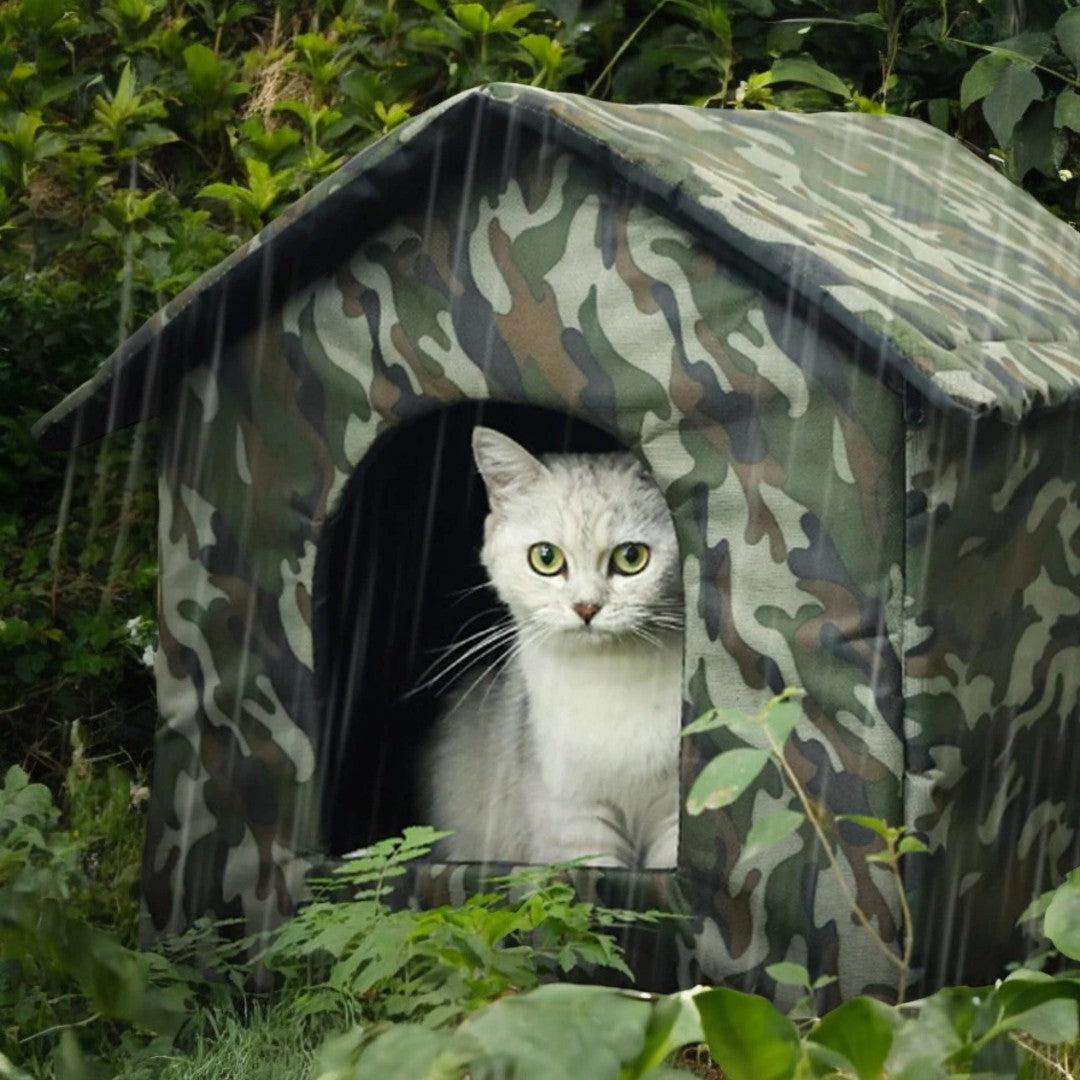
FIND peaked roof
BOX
[34,83,1080,448]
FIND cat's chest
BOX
[518,636,682,785]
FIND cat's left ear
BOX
[472,426,547,508]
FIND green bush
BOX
[0,762,189,1076]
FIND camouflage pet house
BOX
[36,84,1080,1002]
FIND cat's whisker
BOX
[422,626,517,687]
[446,580,498,605]
[441,629,533,714]
[407,619,518,694]
[439,605,512,644]
[461,620,551,706]
[430,613,544,697]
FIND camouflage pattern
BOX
[35,85,1080,1001]
[903,406,1080,988]
[34,83,1080,449]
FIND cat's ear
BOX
[472,426,547,507]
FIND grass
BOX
[112,1000,321,1080]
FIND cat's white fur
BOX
[419,426,683,868]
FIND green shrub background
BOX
[2,0,1079,1074]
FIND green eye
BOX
[528,542,566,576]
[610,542,650,576]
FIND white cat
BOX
[418,426,683,868]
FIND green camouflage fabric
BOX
[34,85,1080,1001]
[904,406,1080,988]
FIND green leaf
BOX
[112,61,136,113]
[21,0,68,31]
[765,21,809,57]
[294,32,336,61]
[342,1024,458,1079]
[885,987,973,1075]
[982,61,1042,148]
[765,961,812,990]
[458,984,691,1077]
[1045,875,1080,959]
[0,617,33,646]
[451,3,491,33]
[766,57,850,99]
[994,31,1053,63]
[490,2,537,33]
[1010,99,1066,181]
[960,52,1009,110]
[681,707,744,737]
[808,996,898,1080]
[836,813,892,841]
[927,97,951,131]
[183,43,224,97]
[1055,8,1080,72]
[762,700,801,746]
[630,989,705,1074]
[686,748,770,815]
[988,975,1080,1044]
[129,123,180,152]
[897,836,928,855]
[520,33,563,70]
[742,809,804,860]
[694,987,801,1080]
[1054,89,1080,135]
[373,100,410,132]
[1003,995,1079,1044]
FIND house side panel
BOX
[904,406,1080,988]
[670,289,907,1002]
[149,328,326,940]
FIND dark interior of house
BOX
[313,400,626,855]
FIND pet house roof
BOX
[34,82,1080,449]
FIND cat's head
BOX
[471,426,683,643]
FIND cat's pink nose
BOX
[573,602,601,624]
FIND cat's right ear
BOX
[472,426,547,509]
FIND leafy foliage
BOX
[311,959,1080,1079]
[262,829,648,1030]
[4,716,1080,1077]
[316,982,705,1079]
[0,802,672,1077]
[0,762,190,1075]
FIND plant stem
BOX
[1011,1033,1074,1078]
[587,1,670,98]
[22,1011,102,1041]
[763,727,907,989]
[947,37,1080,90]
[890,844,916,996]
[877,0,903,103]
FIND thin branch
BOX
[947,36,1080,91]
[22,1011,101,1042]
[764,727,905,981]
[587,1,670,99]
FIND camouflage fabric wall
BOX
[904,406,1080,988]
[150,132,918,1000]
